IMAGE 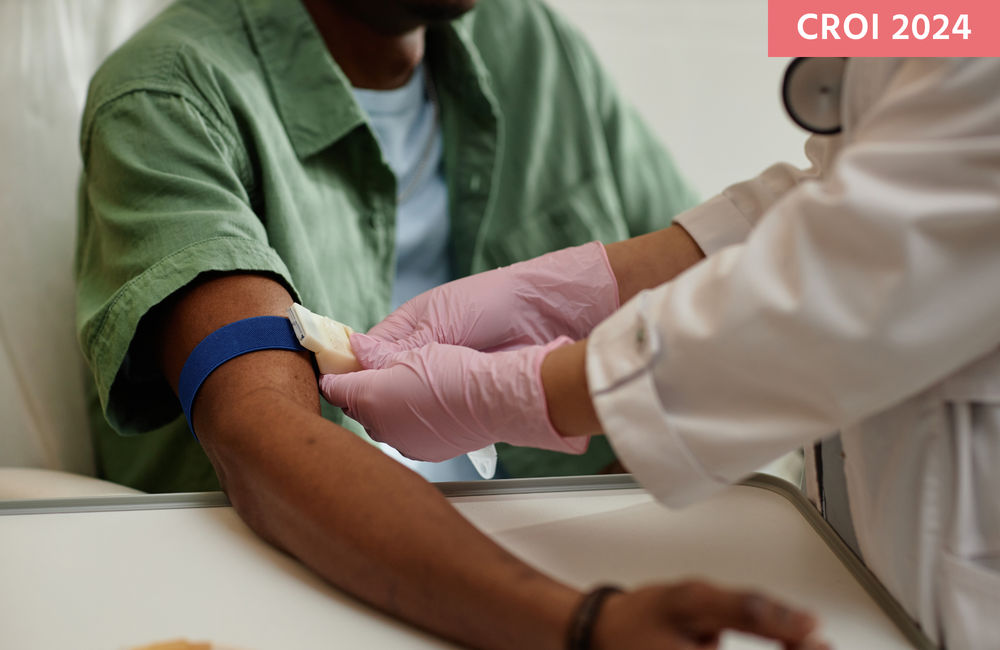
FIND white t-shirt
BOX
[354,66,489,481]
[353,63,452,310]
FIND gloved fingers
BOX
[350,332,433,370]
[320,365,471,464]
[333,340,592,464]
[365,307,420,344]
[318,369,373,410]
[319,370,391,443]
[364,292,447,352]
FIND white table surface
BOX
[0,482,916,650]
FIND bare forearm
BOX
[540,226,703,435]
[201,386,578,650]
[155,274,579,650]
[605,224,704,304]
[541,340,601,438]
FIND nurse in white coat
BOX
[321,57,1000,650]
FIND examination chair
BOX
[0,0,172,498]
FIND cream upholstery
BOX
[0,467,142,499]
[0,0,171,478]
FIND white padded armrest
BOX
[0,468,142,500]
[0,0,172,474]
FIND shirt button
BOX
[469,174,482,192]
[635,327,646,350]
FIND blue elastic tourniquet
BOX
[178,316,305,439]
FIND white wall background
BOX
[545,0,809,199]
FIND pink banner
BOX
[769,0,1000,56]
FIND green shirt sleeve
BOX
[596,72,702,236]
[544,4,701,235]
[77,90,297,436]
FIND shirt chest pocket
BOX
[484,173,629,268]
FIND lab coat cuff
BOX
[586,300,727,508]
[674,194,753,257]
[589,366,728,509]
[585,291,660,392]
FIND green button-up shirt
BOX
[76,0,698,492]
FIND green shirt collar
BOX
[238,0,496,160]
[427,17,499,121]
[238,0,363,159]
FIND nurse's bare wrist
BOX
[540,340,602,437]
[605,224,705,303]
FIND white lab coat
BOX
[588,58,1000,649]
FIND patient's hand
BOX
[595,581,828,650]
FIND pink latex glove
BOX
[319,335,588,462]
[362,242,619,368]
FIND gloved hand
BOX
[362,241,618,368]
[319,335,588,462]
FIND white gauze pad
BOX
[287,304,363,375]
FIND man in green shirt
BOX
[78,0,699,493]
[72,0,824,647]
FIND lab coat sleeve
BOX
[588,58,1000,508]
[674,135,839,256]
